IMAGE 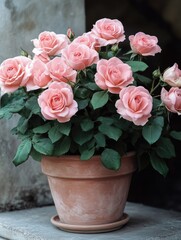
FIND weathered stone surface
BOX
[0,202,181,240]
[0,0,85,61]
[0,0,85,211]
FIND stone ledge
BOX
[0,202,181,240]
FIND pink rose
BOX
[91,18,125,47]
[73,32,100,50]
[95,57,134,94]
[61,43,99,70]
[25,59,52,91]
[129,32,161,56]
[46,57,77,83]
[161,87,181,115]
[0,56,31,93]
[115,86,153,126]
[38,81,78,123]
[32,31,70,57]
[33,52,50,63]
[163,63,181,87]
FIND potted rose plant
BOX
[0,18,181,233]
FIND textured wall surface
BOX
[0,0,85,211]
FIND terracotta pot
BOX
[41,152,136,226]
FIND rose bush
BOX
[0,18,181,176]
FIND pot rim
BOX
[43,151,136,161]
[41,152,137,179]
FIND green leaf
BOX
[48,125,63,143]
[134,73,152,85]
[53,137,71,156]
[33,137,53,155]
[80,148,95,160]
[33,123,51,134]
[20,48,29,57]
[86,139,96,149]
[79,139,96,154]
[80,119,94,131]
[99,124,122,141]
[115,118,131,130]
[94,133,106,148]
[107,51,114,59]
[25,96,40,114]
[126,61,148,72]
[91,91,109,109]
[77,99,89,110]
[17,116,29,134]
[85,82,100,91]
[170,131,181,141]
[58,122,71,136]
[30,147,42,162]
[153,116,164,127]
[0,99,25,119]
[13,139,32,166]
[86,69,94,80]
[97,116,114,125]
[73,127,93,145]
[153,98,162,110]
[74,87,90,99]
[142,117,164,144]
[19,107,32,119]
[149,152,169,177]
[0,111,13,119]
[0,93,11,107]
[156,137,176,159]
[101,149,120,170]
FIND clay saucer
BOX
[51,213,129,233]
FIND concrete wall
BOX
[0,0,85,211]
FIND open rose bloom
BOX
[38,82,78,122]
[95,57,134,94]
[115,86,152,126]
[0,18,180,175]
[0,56,32,93]
[129,32,161,56]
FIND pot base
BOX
[51,213,129,233]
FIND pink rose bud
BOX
[129,32,161,56]
[163,63,181,87]
[115,86,153,126]
[161,87,181,115]
[67,28,75,40]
